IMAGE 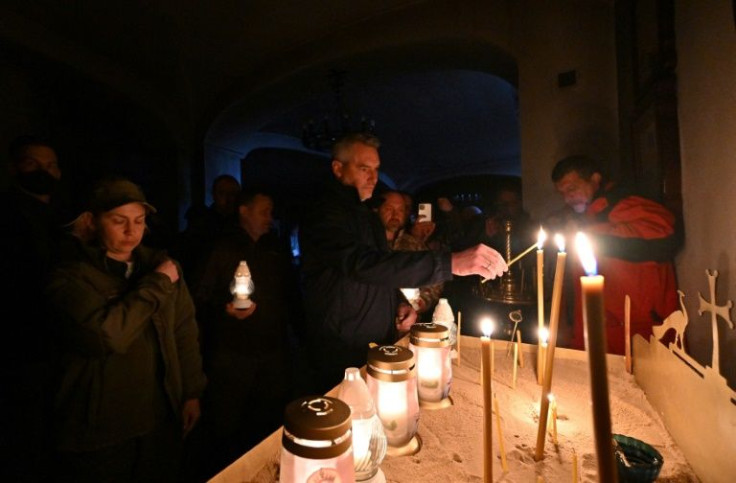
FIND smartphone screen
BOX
[417,203,432,222]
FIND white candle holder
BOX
[366,345,421,456]
[279,396,355,482]
[409,323,453,409]
[230,260,254,309]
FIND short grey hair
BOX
[331,132,381,163]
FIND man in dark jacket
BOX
[191,187,301,478]
[299,132,508,393]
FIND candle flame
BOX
[538,326,549,344]
[480,317,494,337]
[547,393,556,403]
[554,233,565,253]
[575,232,597,275]
[537,227,547,249]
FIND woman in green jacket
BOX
[46,177,207,482]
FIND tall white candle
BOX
[576,232,617,483]
[534,234,566,461]
[480,318,494,483]
[536,227,547,384]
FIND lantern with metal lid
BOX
[279,396,355,482]
[365,345,420,455]
[410,322,453,408]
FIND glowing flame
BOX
[575,232,597,276]
[554,233,565,253]
[537,227,547,250]
[480,317,495,338]
[538,326,549,344]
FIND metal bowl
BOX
[612,434,664,483]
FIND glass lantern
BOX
[230,260,254,309]
[365,345,420,456]
[409,322,453,409]
[279,396,355,483]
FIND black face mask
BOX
[16,170,59,195]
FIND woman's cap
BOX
[89,177,157,214]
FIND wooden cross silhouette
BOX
[697,270,734,374]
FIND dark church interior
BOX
[2,1,734,482]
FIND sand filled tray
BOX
[211,336,697,482]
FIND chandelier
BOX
[302,69,376,152]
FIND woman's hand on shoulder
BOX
[155,259,179,283]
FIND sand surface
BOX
[213,338,699,482]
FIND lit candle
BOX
[536,227,547,383]
[625,294,632,374]
[572,449,578,482]
[548,393,558,444]
[576,232,617,483]
[493,394,509,472]
[481,319,494,482]
[457,311,462,367]
[231,260,254,309]
[410,323,452,405]
[537,327,549,385]
[535,234,566,461]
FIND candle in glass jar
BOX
[575,232,617,483]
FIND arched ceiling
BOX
[1,0,522,194]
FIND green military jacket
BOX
[46,241,207,451]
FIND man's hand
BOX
[451,244,508,280]
[225,301,257,320]
[395,302,417,336]
[181,398,201,437]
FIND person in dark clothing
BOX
[45,176,206,483]
[190,187,301,479]
[0,135,65,482]
[173,174,241,282]
[298,132,508,393]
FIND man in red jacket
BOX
[551,155,680,354]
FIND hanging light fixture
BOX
[302,69,376,152]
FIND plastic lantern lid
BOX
[366,345,415,382]
[282,396,352,459]
[410,322,450,348]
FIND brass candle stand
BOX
[477,220,536,306]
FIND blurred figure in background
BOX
[173,174,241,282]
[0,134,64,482]
[375,190,444,318]
[551,155,679,354]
